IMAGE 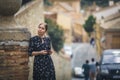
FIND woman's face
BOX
[38,24,46,36]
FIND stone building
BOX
[100,12,120,49]
[45,0,88,43]
[93,2,120,56]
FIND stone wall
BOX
[0,25,31,80]
[14,0,44,80]
[51,53,72,80]
[15,0,44,36]
[0,39,29,80]
[0,0,72,80]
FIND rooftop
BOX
[93,4,120,20]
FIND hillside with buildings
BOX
[44,0,89,44]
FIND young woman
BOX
[28,23,56,80]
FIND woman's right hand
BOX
[39,50,48,55]
[32,50,48,56]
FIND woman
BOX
[28,23,56,80]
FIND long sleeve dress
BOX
[28,36,56,80]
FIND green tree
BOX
[95,0,109,7]
[81,0,120,8]
[45,18,64,53]
[44,0,52,6]
[83,15,96,36]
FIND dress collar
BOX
[37,35,46,39]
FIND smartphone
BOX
[47,50,51,53]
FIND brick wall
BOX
[0,43,29,80]
[0,0,44,80]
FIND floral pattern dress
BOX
[28,36,56,80]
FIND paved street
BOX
[71,43,98,80]
[51,43,98,80]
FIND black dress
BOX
[28,36,56,80]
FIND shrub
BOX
[45,18,64,53]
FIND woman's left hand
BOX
[47,50,53,55]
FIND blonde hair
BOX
[38,23,48,31]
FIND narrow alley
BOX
[72,43,98,80]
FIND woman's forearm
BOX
[32,51,41,56]
[32,50,48,56]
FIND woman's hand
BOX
[47,50,53,55]
[32,50,53,56]
[39,50,48,55]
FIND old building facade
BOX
[93,3,120,56]
[45,0,88,43]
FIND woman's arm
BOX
[31,50,48,56]
[47,37,53,55]
[28,38,48,56]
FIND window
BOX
[112,35,120,49]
